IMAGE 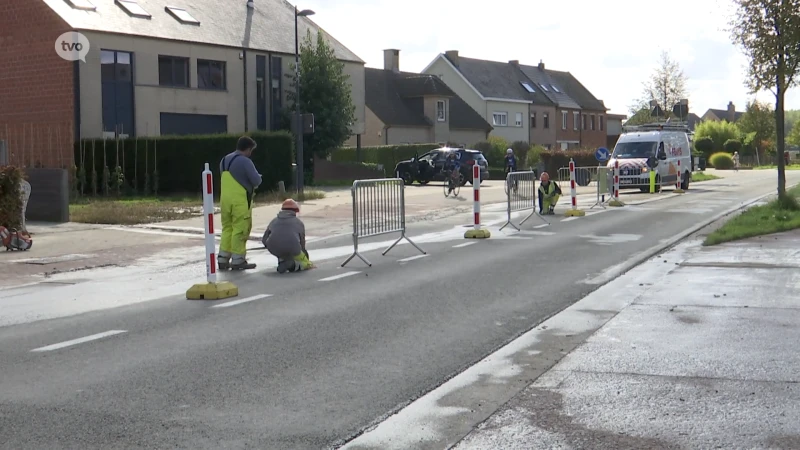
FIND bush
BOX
[0,165,24,229]
[484,136,510,166]
[709,152,735,169]
[695,120,741,153]
[539,149,598,176]
[724,139,743,153]
[331,143,439,171]
[694,136,714,156]
[527,145,547,167]
[74,131,294,197]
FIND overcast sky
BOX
[299,0,800,117]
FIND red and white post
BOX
[565,158,585,217]
[472,164,481,230]
[202,163,217,283]
[609,159,624,206]
[674,160,685,193]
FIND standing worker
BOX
[218,136,262,270]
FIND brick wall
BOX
[0,1,75,168]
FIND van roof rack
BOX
[623,122,691,133]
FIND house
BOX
[702,102,745,123]
[348,50,492,147]
[606,113,627,149]
[422,51,609,150]
[0,0,366,168]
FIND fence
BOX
[341,178,425,267]
[557,165,614,207]
[0,122,74,169]
[500,171,549,231]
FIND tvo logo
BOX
[54,32,90,62]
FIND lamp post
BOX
[294,6,314,195]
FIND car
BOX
[607,123,693,192]
[394,147,490,186]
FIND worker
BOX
[217,136,262,271]
[538,172,562,215]
[262,199,315,273]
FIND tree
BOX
[788,119,800,146]
[286,30,356,168]
[694,120,741,152]
[694,136,714,156]
[729,0,800,196]
[785,110,800,136]
[738,100,776,157]
[629,51,690,121]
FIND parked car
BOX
[394,147,489,186]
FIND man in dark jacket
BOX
[262,199,315,273]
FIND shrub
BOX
[539,149,598,176]
[694,136,714,156]
[331,143,439,171]
[709,152,735,169]
[0,165,24,229]
[724,139,743,153]
[695,120,741,152]
[74,131,294,197]
[527,145,547,167]
[509,140,530,167]
[484,136,510,166]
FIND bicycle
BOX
[443,168,462,197]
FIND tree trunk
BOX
[776,63,787,197]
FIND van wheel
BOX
[400,172,413,185]
[681,171,690,190]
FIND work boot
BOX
[548,206,555,215]
[231,260,257,270]
[277,259,293,274]
[217,255,230,271]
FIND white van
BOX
[606,123,693,192]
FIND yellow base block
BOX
[186,281,239,300]
[608,199,625,207]
[464,228,491,239]
[673,188,685,194]
[564,209,586,217]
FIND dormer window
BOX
[551,85,561,93]
[166,6,200,24]
[520,82,535,93]
[65,0,96,11]
[116,0,151,18]
[436,100,446,121]
[540,84,549,92]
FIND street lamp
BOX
[294,6,314,195]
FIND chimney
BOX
[727,101,735,122]
[509,60,519,66]
[445,50,459,67]
[383,49,399,73]
[538,59,544,70]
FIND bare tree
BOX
[729,0,800,197]
[629,51,689,120]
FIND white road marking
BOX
[561,217,579,222]
[453,242,477,248]
[319,271,361,282]
[579,233,642,246]
[31,330,127,352]
[211,294,272,308]
[397,255,428,263]
[533,224,550,229]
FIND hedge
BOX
[73,131,294,197]
[539,149,599,175]
[0,165,24,229]
[709,152,734,170]
[331,144,440,171]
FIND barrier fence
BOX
[500,171,549,231]
[341,178,425,267]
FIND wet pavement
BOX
[450,232,800,450]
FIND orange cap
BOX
[282,198,300,212]
[540,172,550,182]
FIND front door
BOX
[100,50,135,136]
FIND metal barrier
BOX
[500,171,549,231]
[341,178,425,267]
[557,165,614,209]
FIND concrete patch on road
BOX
[578,234,641,246]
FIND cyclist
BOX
[504,148,518,192]
[445,152,461,195]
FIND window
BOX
[561,111,568,130]
[115,0,151,18]
[582,114,587,130]
[436,100,446,121]
[591,115,596,130]
[158,55,189,87]
[551,85,561,93]
[160,113,227,136]
[492,112,508,127]
[543,113,550,129]
[65,0,96,11]
[540,84,549,92]
[520,82,535,93]
[530,113,536,128]
[165,6,200,24]
[599,115,604,131]
[515,112,523,127]
[573,112,579,131]
[100,50,134,136]
[197,59,226,90]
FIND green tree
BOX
[729,0,800,196]
[737,100,776,154]
[788,119,800,146]
[286,29,356,165]
[785,110,800,137]
[694,120,741,152]
[628,51,690,121]
[694,136,714,156]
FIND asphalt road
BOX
[0,170,796,450]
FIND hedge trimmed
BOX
[331,144,440,172]
[73,131,293,197]
[709,152,734,170]
[0,165,24,229]
[539,149,599,175]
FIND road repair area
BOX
[1,169,798,449]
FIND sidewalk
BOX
[454,231,800,449]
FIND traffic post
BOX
[673,160,685,193]
[564,158,586,217]
[609,159,624,207]
[464,163,491,238]
[186,163,239,300]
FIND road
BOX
[0,170,796,450]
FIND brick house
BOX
[702,101,745,123]
[0,0,366,168]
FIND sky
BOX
[298,0,800,117]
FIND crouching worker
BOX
[538,171,562,215]
[262,199,316,273]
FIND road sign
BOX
[595,147,609,162]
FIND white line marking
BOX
[31,330,127,352]
[319,271,361,282]
[211,294,272,308]
[533,224,549,229]
[561,217,579,222]
[453,242,477,248]
[398,255,428,263]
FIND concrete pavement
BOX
[0,170,795,449]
